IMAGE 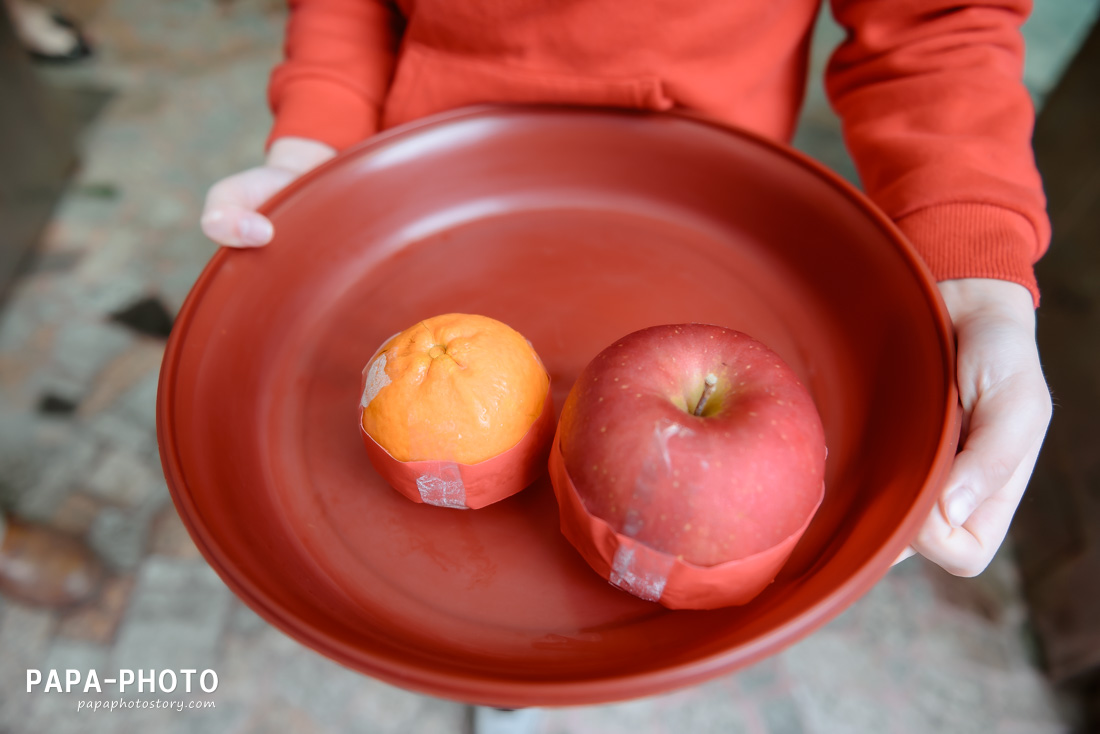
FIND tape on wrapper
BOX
[359,380,556,511]
[547,425,824,610]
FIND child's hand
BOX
[896,278,1052,576]
[201,137,337,247]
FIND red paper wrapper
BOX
[548,426,824,610]
[360,387,555,510]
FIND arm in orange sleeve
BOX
[825,0,1050,305]
[267,0,404,151]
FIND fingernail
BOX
[944,485,977,527]
[239,216,273,245]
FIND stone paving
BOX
[0,1,1097,732]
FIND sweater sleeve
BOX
[825,0,1049,306]
[267,0,404,151]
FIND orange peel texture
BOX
[360,313,550,464]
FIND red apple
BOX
[556,324,826,576]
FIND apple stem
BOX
[693,373,718,416]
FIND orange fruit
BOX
[360,313,549,464]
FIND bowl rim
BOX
[157,103,960,706]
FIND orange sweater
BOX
[268,0,1049,304]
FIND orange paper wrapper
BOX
[548,425,823,610]
[360,386,555,510]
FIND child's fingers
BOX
[891,546,916,566]
[903,277,1053,578]
[201,207,274,247]
[936,373,1049,529]
[909,318,1050,577]
[912,429,1044,577]
[201,167,298,247]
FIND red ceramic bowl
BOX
[157,106,958,707]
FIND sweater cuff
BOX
[267,78,381,152]
[895,203,1042,308]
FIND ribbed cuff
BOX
[895,203,1041,308]
[267,78,380,152]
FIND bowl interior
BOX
[158,106,956,706]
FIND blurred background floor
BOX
[0,1,1098,732]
